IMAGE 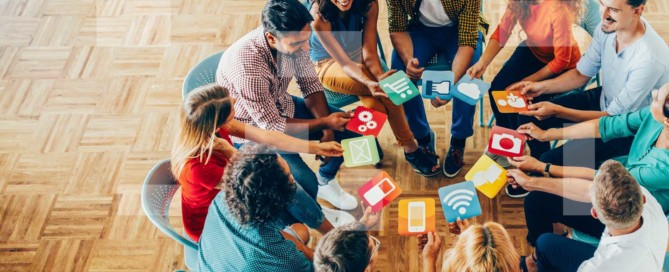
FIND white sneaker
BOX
[321,207,356,228]
[317,179,358,210]
[484,147,511,168]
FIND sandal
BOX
[405,147,441,177]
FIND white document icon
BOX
[350,138,372,164]
[472,165,503,187]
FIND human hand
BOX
[517,122,550,142]
[406,58,425,80]
[519,102,563,121]
[324,112,353,131]
[430,97,451,108]
[466,61,487,79]
[506,81,545,100]
[506,169,534,190]
[359,203,380,229]
[448,218,472,235]
[377,69,397,81]
[507,156,545,173]
[417,231,442,262]
[311,141,343,157]
[316,130,336,165]
[365,80,390,99]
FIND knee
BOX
[539,150,560,165]
[536,233,562,255]
[290,223,310,244]
[524,192,544,214]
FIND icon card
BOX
[421,70,454,100]
[379,71,420,105]
[398,198,435,235]
[342,136,380,167]
[358,171,402,212]
[438,181,482,223]
[465,155,508,198]
[452,77,490,106]
[487,126,527,158]
[491,91,529,113]
[346,106,388,137]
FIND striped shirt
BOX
[216,27,323,144]
[386,0,489,48]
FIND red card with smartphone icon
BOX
[346,106,388,137]
[487,126,527,158]
[358,171,402,212]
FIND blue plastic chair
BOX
[182,52,224,99]
[141,159,199,270]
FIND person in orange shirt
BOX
[466,0,583,198]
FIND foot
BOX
[318,179,358,210]
[419,129,437,155]
[443,146,464,178]
[505,184,529,198]
[321,207,356,228]
[405,147,441,177]
[484,147,511,168]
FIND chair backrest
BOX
[182,51,224,99]
[580,0,602,37]
[141,159,198,250]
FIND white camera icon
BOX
[491,133,521,154]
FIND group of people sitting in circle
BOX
[169,0,669,271]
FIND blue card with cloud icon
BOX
[421,71,454,100]
[438,181,482,223]
[452,77,491,106]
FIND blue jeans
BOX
[535,233,597,272]
[391,23,483,140]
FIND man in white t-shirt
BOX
[523,160,668,271]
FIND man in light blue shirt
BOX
[503,0,669,199]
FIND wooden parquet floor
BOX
[0,0,667,271]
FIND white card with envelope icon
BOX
[342,136,380,167]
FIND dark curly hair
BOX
[222,144,296,226]
[313,0,374,23]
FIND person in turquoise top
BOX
[500,82,669,248]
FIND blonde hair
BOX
[591,160,643,229]
[442,222,520,272]
[171,84,233,179]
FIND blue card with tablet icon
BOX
[452,77,491,106]
[438,181,482,223]
[421,70,454,100]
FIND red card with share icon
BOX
[487,126,527,158]
[346,106,388,137]
[358,171,402,212]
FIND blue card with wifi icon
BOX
[438,181,482,223]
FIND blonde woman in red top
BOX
[466,0,583,198]
[171,84,343,242]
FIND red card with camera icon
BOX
[346,106,388,137]
[487,126,527,158]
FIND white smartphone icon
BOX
[408,201,426,233]
[363,178,396,206]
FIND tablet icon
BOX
[358,171,402,212]
[465,155,508,198]
[380,71,419,105]
[438,181,482,222]
[346,106,388,137]
[342,136,380,167]
[398,198,435,235]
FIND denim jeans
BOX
[535,233,597,272]
[391,23,483,140]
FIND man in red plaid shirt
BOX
[216,0,367,226]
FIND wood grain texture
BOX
[0,0,667,271]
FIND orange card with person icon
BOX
[492,91,529,113]
[398,198,435,235]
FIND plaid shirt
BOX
[386,0,489,48]
[216,27,322,144]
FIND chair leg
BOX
[487,115,495,128]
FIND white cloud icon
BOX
[458,83,480,100]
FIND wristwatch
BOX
[542,163,552,177]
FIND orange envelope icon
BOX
[398,198,435,235]
[464,155,508,198]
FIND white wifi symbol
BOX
[442,189,475,215]
[357,111,378,132]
